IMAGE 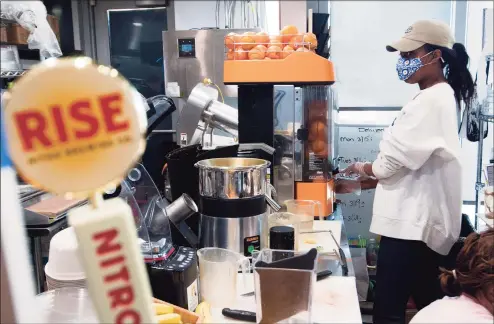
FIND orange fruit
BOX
[288,35,304,49]
[266,45,282,59]
[255,32,270,45]
[269,35,283,48]
[234,48,248,60]
[310,102,327,114]
[282,45,294,59]
[248,47,266,60]
[311,139,328,156]
[224,32,238,50]
[296,47,310,52]
[255,44,268,52]
[280,25,299,43]
[309,120,328,141]
[226,49,235,60]
[240,32,256,50]
[303,32,318,50]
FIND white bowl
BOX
[45,227,86,281]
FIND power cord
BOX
[203,78,224,103]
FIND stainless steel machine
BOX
[176,82,238,147]
[195,158,280,256]
[162,28,259,138]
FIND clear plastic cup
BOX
[284,200,321,231]
[197,248,250,308]
[334,174,362,196]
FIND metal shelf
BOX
[474,53,493,230]
[1,70,27,78]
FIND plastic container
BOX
[284,200,321,231]
[334,174,362,196]
[44,227,85,281]
[197,247,249,308]
[119,163,173,263]
[0,45,21,71]
[36,288,98,323]
[252,249,317,323]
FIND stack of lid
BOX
[44,227,86,290]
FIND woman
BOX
[340,20,475,323]
[411,229,494,323]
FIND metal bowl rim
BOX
[194,157,271,170]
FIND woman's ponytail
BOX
[439,268,462,296]
[425,43,476,108]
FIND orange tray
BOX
[224,52,335,85]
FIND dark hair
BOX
[439,229,494,299]
[424,43,475,109]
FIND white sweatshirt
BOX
[411,294,493,323]
[371,83,462,255]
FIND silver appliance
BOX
[162,28,259,131]
[194,158,280,256]
[177,82,238,147]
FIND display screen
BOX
[181,44,193,53]
[178,38,196,58]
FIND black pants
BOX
[373,236,444,324]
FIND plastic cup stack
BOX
[44,227,86,290]
[36,287,97,323]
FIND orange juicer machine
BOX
[224,47,337,218]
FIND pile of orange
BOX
[225,25,318,61]
[308,100,329,158]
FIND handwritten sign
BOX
[336,126,386,240]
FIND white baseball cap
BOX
[386,20,455,52]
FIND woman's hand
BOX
[343,162,372,178]
[335,176,379,194]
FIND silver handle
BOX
[268,183,278,202]
[265,193,281,212]
[329,230,342,250]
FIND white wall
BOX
[279,1,307,34]
[331,1,453,108]
[174,1,220,30]
[173,0,278,33]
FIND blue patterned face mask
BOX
[396,52,434,81]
